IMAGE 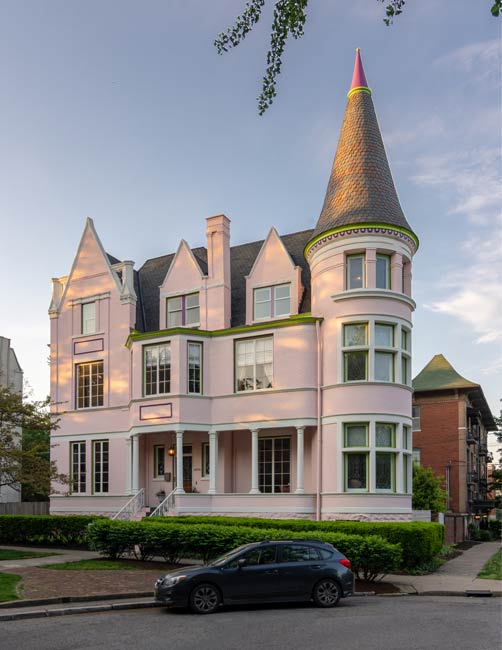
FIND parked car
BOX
[154,539,354,614]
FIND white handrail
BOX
[149,488,176,518]
[112,488,145,520]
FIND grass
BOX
[478,549,502,580]
[0,573,22,602]
[42,559,142,571]
[0,549,59,561]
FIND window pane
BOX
[154,446,165,478]
[376,255,390,289]
[375,352,394,381]
[236,338,273,392]
[188,342,202,394]
[412,406,421,431]
[273,284,290,317]
[345,424,367,447]
[376,423,394,447]
[185,306,200,325]
[254,287,271,319]
[346,454,367,489]
[402,329,410,351]
[185,293,199,309]
[344,351,367,381]
[167,309,182,328]
[344,323,367,347]
[275,284,290,299]
[403,426,411,449]
[412,448,421,465]
[375,324,394,347]
[404,455,409,493]
[82,302,96,335]
[202,443,210,477]
[347,255,364,289]
[401,356,409,385]
[376,453,393,490]
[254,301,271,320]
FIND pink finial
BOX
[351,48,368,90]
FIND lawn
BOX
[478,549,502,580]
[43,559,142,571]
[0,549,59,561]
[0,573,22,602]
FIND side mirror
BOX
[237,558,248,569]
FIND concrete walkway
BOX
[0,545,100,569]
[386,541,502,595]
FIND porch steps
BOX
[131,507,155,521]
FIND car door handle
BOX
[265,569,279,574]
[310,565,322,570]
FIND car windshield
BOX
[206,545,252,567]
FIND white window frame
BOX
[187,341,203,395]
[92,440,109,494]
[258,436,291,493]
[235,336,273,392]
[376,254,391,290]
[81,302,96,335]
[166,292,200,328]
[70,441,86,494]
[253,283,291,321]
[346,254,365,290]
[143,344,171,396]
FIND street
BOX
[3,596,500,650]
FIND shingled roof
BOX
[413,354,496,429]
[311,49,414,241]
[135,228,313,332]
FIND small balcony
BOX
[466,428,479,444]
[467,471,478,484]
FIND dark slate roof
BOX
[312,90,414,240]
[413,354,496,430]
[106,253,122,265]
[135,229,313,332]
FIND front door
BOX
[183,445,193,492]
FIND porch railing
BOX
[149,489,176,517]
[112,488,145,521]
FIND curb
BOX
[0,591,153,609]
[0,601,163,622]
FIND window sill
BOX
[332,288,416,310]
[72,332,106,340]
[75,405,105,411]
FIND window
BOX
[403,454,410,493]
[401,356,410,385]
[280,545,321,562]
[376,254,391,289]
[412,448,421,465]
[70,442,86,493]
[81,302,96,335]
[376,423,395,447]
[344,323,367,347]
[76,361,104,409]
[93,440,109,493]
[376,453,395,490]
[345,453,368,491]
[345,423,368,447]
[401,328,410,352]
[343,323,368,382]
[403,425,411,449]
[401,327,411,385]
[144,345,171,395]
[187,342,202,394]
[259,437,290,493]
[253,284,291,320]
[375,352,394,382]
[412,406,421,431]
[235,337,273,392]
[227,545,278,568]
[346,254,365,289]
[154,445,165,478]
[166,292,200,328]
[201,442,210,478]
[375,323,394,347]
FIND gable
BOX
[160,240,205,294]
[247,228,297,285]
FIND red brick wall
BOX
[413,393,467,513]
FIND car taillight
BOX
[339,559,351,569]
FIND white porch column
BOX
[126,437,132,495]
[175,430,185,494]
[131,435,139,494]
[295,426,305,494]
[208,430,219,494]
[249,429,260,494]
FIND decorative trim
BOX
[304,223,419,260]
[331,288,416,310]
[70,292,111,306]
[73,338,104,355]
[139,403,173,421]
[347,85,372,98]
[126,314,321,347]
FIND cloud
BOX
[412,147,502,226]
[426,229,502,344]
[435,39,501,84]
[383,114,446,148]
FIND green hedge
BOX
[0,515,99,547]
[87,519,402,581]
[146,516,444,567]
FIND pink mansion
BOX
[49,52,418,521]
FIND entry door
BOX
[183,445,193,492]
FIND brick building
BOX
[412,354,495,523]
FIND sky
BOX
[0,1,500,442]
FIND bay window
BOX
[144,344,171,395]
[235,337,273,392]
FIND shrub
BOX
[0,515,99,547]
[87,519,401,580]
[146,516,443,567]
[488,520,501,540]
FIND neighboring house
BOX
[412,354,495,523]
[0,336,24,503]
[49,51,419,521]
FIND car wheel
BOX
[313,578,341,608]
[189,583,221,614]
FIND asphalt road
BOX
[4,596,501,650]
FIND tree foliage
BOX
[412,464,448,513]
[215,1,501,114]
[0,387,67,499]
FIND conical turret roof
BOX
[311,50,414,241]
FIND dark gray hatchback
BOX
[154,539,354,614]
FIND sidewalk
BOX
[386,540,502,596]
[0,545,100,569]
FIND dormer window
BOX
[167,293,200,328]
[81,302,96,335]
[253,284,290,321]
[346,254,365,289]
